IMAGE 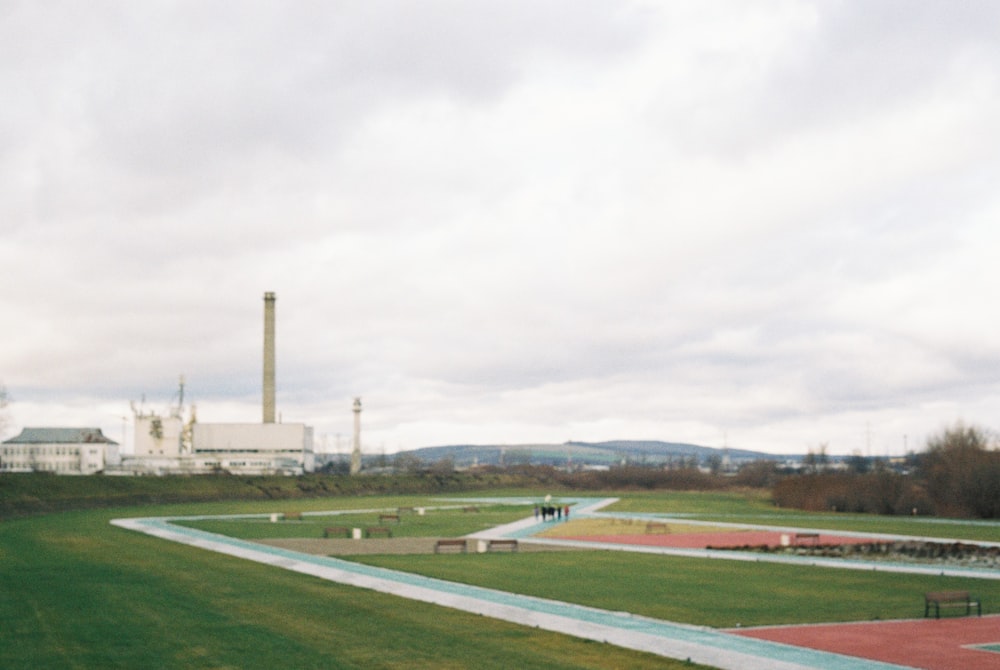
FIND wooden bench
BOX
[283,512,302,520]
[924,590,981,618]
[379,514,401,524]
[462,506,479,513]
[434,539,467,553]
[645,522,670,534]
[487,539,518,552]
[794,533,820,545]
[323,526,351,538]
[365,526,392,538]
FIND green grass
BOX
[6,486,999,669]
[607,490,1000,541]
[175,503,535,540]
[605,489,779,516]
[354,551,1000,627]
[0,498,698,669]
[0,472,556,518]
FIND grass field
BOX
[6,487,1000,669]
[0,497,701,670]
[176,502,534,540]
[355,551,1000,627]
[168,490,1000,628]
[607,490,1000,541]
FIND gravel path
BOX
[257,537,578,555]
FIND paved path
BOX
[112,498,915,670]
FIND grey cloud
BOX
[666,1,1000,157]
[3,2,1000,455]
[9,2,646,178]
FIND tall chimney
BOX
[263,292,276,423]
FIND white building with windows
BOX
[119,418,314,476]
[192,422,314,474]
[1,427,114,474]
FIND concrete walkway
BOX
[112,502,914,670]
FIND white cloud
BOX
[3,1,1000,457]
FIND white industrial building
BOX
[195,422,313,473]
[119,415,314,476]
[0,418,317,477]
[0,427,114,474]
[116,292,316,476]
[3,293,321,477]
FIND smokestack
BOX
[263,292,276,423]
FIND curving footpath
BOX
[112,498,916,669]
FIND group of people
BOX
[534,504,570,521]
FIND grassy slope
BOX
[0,472,548,519]
[0,500,697,670]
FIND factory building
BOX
[192,422,314,473]
[116,292,316,475]
[3,293,319,477]
[119,419,314,476]
[0,428,114,474]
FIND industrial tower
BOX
[263,292,276,423]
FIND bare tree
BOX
[919,423,1000,517]
[803,443,829,474]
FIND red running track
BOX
[559,530,1000,668]
[731,616,1000,670]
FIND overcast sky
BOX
[3,1,1000,457]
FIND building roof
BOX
[3,428,119,445]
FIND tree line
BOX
[772,424,1000,518]
[4,422,997,520]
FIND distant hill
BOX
[397,440,781,468]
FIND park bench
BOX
[794,533,820,545]
[398,506,415,514]
[365,527,392,538]
[924,590,981,618]
[435,539,467,553]
[645,522,670,534]
[283,512,302,520]
[462,506,479,513]
[487,539,518,552]
[323,526,351,538]
[379,514,401,524]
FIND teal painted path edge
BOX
[111,509,914,670]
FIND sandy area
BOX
[536,517,732,538]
